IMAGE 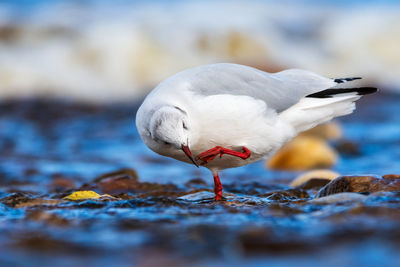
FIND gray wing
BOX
[183,63,337,112]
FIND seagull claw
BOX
[196,146,251,165]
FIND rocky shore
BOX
[0,94,399,266]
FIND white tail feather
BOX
[279,95,360,133]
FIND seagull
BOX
[136,63,377,200]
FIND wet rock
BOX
[297,178,332,190]
[316,175,400,198]
[94,168,138,183]
[290,169,340,188]
[347,205,400,218]
[238,226,310,253]
[0,192,34,207]
[259,189,310,201]
[15,199,62,208]
[95,169,139,194]
[299,122,342,140]
[49,175,76,191]
[98,177,140,194]
[13,233,93,253]
[225,182,283,196]
[309,192,367,204]
[26,210,70,227]
[112,193,135,200]
[267,136,337,171]
[383,174,400,179]
[134,189,181,198]
[0,192,62,208]
[334,140,361,156]
[177,191,217,201]
[1,97,400,265]
[184,178,208,188]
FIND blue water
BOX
[0,94,399,267]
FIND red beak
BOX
[181,144,199,167]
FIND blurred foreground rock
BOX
[316,175,400,198]
[267,123,342,171]
[310,192,367,204]
[267,136,338,171]
[298,122,342,140]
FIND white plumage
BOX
[136,63,376,200]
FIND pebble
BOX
[309,192,367,204]
[316,175,400,198]
[267,136,337,171]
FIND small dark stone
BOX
[259,189,310,201]
[334,140,361,156]
[316,175,400,198]
[24,168,40,177]
[185,178,208,187]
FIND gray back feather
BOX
[181,63,336,112]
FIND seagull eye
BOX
[163,141,171,146]
[182,122,188,130]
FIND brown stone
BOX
[16,198,62,208]
[95,168,140,194]
[94,168,138,183]
[299,178,332,190]
[26,210,70,227]
[98,177,139,194]
[383,174,400,179]
[0,193,61,208]
[259,189,310,201]
[316,175,400,198]
[290,169,339,187]
[49,177,76,190]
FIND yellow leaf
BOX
[63,190,101,200]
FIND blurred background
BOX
[0,0,399,101]
[0,1,400,266]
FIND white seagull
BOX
[136,63,377,200]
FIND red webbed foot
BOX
[195,146,251,165]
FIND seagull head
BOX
[149,105,198,167]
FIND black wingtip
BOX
[334,77,362,83]
[306,87,378,98]
[357,87,378,95]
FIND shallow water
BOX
[0,93,399,266]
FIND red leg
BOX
[196,146,251,165]
[213,171,223,201]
